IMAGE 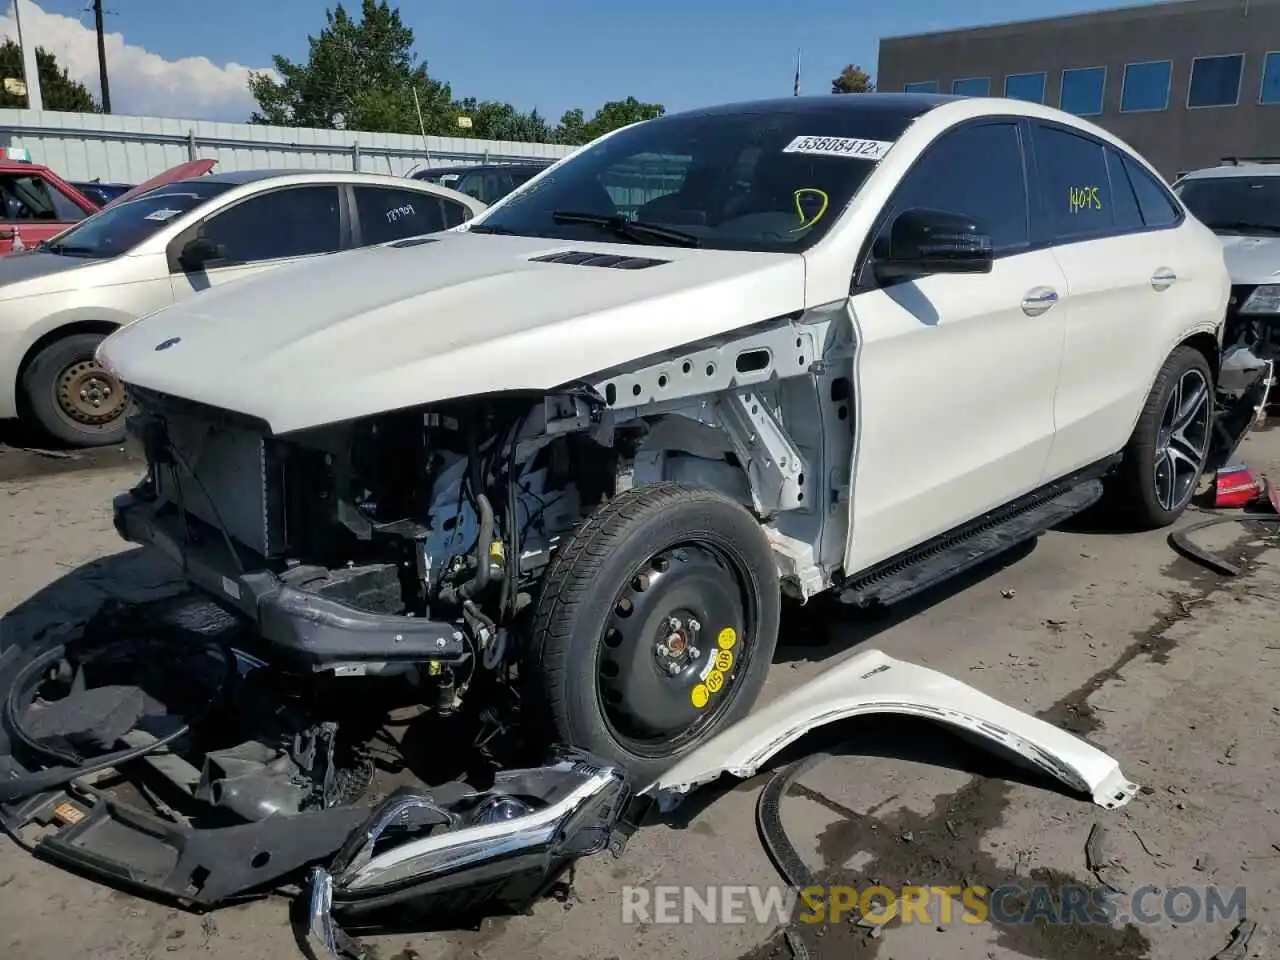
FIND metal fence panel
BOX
[0,109,574,182]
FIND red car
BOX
[0,155,216,254]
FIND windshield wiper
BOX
[467,224,523,235]
[1206,220,1280,235]
[551,211,700,247]
[44,242,102,257]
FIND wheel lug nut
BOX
[688,646,700,659]
[667,616,682,631]
[666,662,680,675]
[688,618,701,632]
[656,644,669,656]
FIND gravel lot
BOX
[1,427,1278,960]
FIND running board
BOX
[838,479,1105,608]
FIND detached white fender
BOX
[643,649,1140,811]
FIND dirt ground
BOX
[1,427,1278,960]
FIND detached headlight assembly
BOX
[1240,285,1280,315]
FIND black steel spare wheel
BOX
[530,483,781,786]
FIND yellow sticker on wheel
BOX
[714,649,734,673]
[717,627,737,650]
[705,670,724,694]
[691,684,709,709]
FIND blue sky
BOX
[25,0,1160,122]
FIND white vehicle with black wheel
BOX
[95,93,1251,787]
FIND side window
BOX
[1032,124,1114,241]
[1123,155,1181,228]
[0,174,86,222]
[1105,147,1144,232]
[199,186,341,263]
[455,171,485,202]
[355,186,446,244]
[883,122,1029,255]
[440,198,470,228]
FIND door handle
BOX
[1151,268,1177,291]
[0,229,13,240]
[1021,287,1059,317]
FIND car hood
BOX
[1218,233,1280,284]
[97,232,806,434]
[0,249,101,301]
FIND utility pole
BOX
[11,0,43,111]
[93,0,111,113]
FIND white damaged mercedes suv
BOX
[95,93,1249,784]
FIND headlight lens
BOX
[1240,284,1280,315]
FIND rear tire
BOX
[528,483,781,787]
[20,332,127,447]
[1108,346,1214,529]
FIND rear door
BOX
[1030,122,1191,478]
[351,184,475,244]
[0,168,95,252]
[168,184,346,300]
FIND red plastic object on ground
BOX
[1213,464,1261,508]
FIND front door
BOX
[0,170,92,253]
[169,184,345,301]
[845,120,1069,574]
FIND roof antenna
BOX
[794,48,802,96]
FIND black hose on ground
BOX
[0,637,236,804]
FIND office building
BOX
[876,0,1280,178]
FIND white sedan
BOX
[0,169,484,446]
[99,92,1243,787]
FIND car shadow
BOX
[773,537,1037,665]
[0,546,186,656]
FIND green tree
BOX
[832,64,874,94]
[551,108,587,145]
[0,40,99,112]
[247,0,453,134]
[452,98,551,142]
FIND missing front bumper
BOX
[112,492,468,670]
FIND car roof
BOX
[419,161,552,174]
[156,167,480,196]
[663,92,959,124]
[1176,161,1280,182]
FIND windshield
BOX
[1174,176,1280,234]
[473,106,904,252]
[43,179,234,258]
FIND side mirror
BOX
[178,236,227,270]
[874,207,994,282]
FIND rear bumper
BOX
[112,491,468,669]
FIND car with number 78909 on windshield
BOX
[95,93,1257,788]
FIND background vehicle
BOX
[99,94,1234,788]
[0,158,100,253]
[0,169,485,447]
[71,180,136,207]
[412,161,553,204]
[1173,158,1280,398]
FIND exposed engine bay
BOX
[116,387,647,711]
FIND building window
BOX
[1262,52,1280,103]
[1187,54,1244,107]
[1004,72,1046,103]
[904,80,939,93]
[1060,67,1106,116]
[1120,60,1172,112]
[952,77,991,96]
